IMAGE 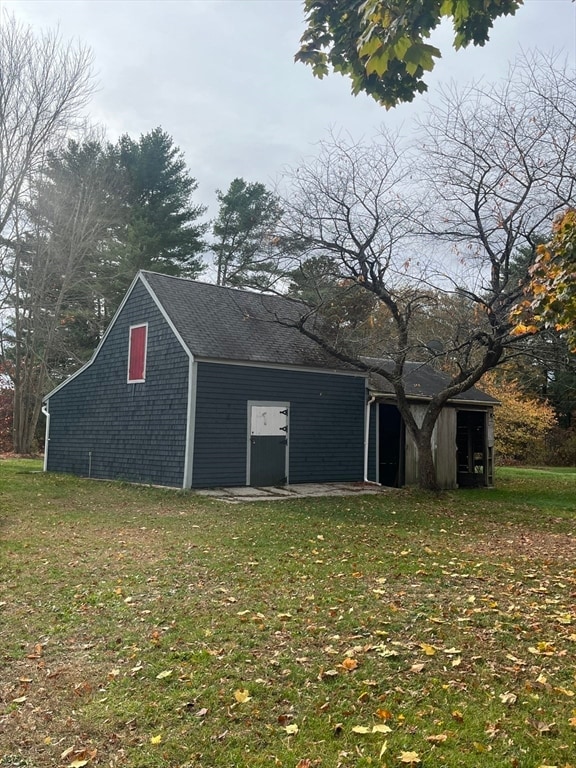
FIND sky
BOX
[2,0,575,217]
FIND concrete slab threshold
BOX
[195,481,389,503]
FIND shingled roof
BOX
[141,271,357,371]
[142,274,496,405]
[363,358,498,405]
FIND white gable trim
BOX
[42,271,194,402]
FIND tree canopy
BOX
[512,209,576,353]
[296,0,522,107]
[278,54,576,489]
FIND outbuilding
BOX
[43,271,497,490]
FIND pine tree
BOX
[212,178,283,290]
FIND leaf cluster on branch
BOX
[296,0,523,107]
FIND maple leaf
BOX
[341,657,358,671]
[234,689,251,703]
[420,642,436,656]
[398,751,421,764]
[150,735,162,744]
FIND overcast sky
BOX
[2,0,576,216]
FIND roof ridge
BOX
[140,270,294,303]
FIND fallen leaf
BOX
[156,669,173,679]
[398,751,421,764]
[426,733,448,744]
[420,642,436,656]
[499,692,517,706]
[12,696,27,704]
[379,740,388,758]
[411,662,425,673]
[341,657,358,671]
[68,761,88,768]
[150,734,162,744]
[234,689,251,703]
[452,710,464,722]
[352,726,371,734]
[285,723,299,735]
[372,724,392,733]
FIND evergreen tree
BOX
[115,128,207,295]
[212,178,283,290]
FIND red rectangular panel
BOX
[128,324,147,382]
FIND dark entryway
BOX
[456,410,487,487]
[378,403,405,487]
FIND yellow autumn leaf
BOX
[372,723,392,733]
[69,761,88,768]
[379,740,388,758]
[150,735,162,744]
[285,723,299,735]
[156,669,173,679]
[420,642,436,656]
[398,751,421,764]
[352,725,371,734]
[234,689,251,703]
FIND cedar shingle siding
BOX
[193,363,366,487]
[46,281,189,486]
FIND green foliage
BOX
[212,177,283,289]
[296,0,523,107]
[114,127,207,293]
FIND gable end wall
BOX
[46,281,189,486]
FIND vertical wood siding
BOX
[46,281,189,487]
[192,363,366,487]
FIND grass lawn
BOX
[1,461,575,768]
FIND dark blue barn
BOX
[43,271,368,488]
[43,271,497,489]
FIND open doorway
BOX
[456,410,489,487]
[378,403,405,487]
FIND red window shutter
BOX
[128,325,147,382]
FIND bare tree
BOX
[0,12,95,452]
[279,54,576,490]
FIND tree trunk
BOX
[416,430,440,492]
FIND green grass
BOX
[1,461,575,767]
